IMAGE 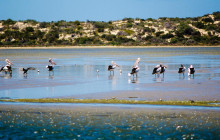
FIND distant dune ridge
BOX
[0,12,220,46]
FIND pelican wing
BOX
[156,67,161,73]
[112,61,119,67]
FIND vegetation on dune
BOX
[0,98,220,107]
[0,12,220,46]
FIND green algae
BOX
[0,98,220,107]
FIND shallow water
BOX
[0,47,220,99]
[0,104,219,139]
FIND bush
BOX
[155,31,164,37]
[39,22,49,28]
[193,22,205,29]
[126,23,133,28]
[213,12,220,21]
[25,27,34,32]
[98,28,104,32]
[202,17,214,23]
[105,35,116,41]
[161,33,174,39]
[93,22,108,29]
[3,19,16,25]
[73,20,80,25]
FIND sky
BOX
[0,0,219,22]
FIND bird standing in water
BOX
[129,58,140,78]
[0,59,13,75]
[188,65,195,77]
[47,58,56,74]
[108,61,119,75]
[152,64,167,77]
[178,64,186,76]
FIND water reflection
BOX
[23,75,27,79]
[0,74,12,79]
[48,72,54,79]
[128,77,139,84]
[108,75,114,80]
[188,76,195,80]
[153,77,164,83]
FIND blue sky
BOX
[0,0,219,22]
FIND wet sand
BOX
[64,79,220,101]
[1,78,219,101]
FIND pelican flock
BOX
[0,58,197,79]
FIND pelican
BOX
[178,64,186,76]
[188,65,195,77]
[47,58,56,72]
[152,64,167,77]
[0,59,13,74]
[129,58,140,77]
[108,61,119,75]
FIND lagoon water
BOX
[0,47,220,139]
[0,47,220,99]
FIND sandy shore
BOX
[1,45,220,49]
[63,79,220,101]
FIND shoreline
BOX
[1,45,220,49]
[1,99,219,107]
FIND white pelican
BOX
[108,61,119,75]
[129,58,140,77]
[47,58,56,72]
[0,59,13,74]
[188,65,195,77]
[178,64,186,76]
